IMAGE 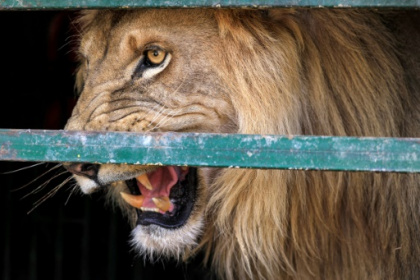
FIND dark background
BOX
[0,11,205,280]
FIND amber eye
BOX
[132,47,171,79]
[146,49,166,65]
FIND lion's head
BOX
[64,9,420,279]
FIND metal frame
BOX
[1,129,420,172]
[0,0,419,9]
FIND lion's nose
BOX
[63,163,99,179]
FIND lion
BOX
[63,9,420,279]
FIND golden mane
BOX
[197,9,420,279]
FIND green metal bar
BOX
[0,0,419,10]
[0,129,419,172]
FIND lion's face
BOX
[64,9,236,256]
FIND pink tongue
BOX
[137,166,181,210]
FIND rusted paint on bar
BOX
[0,129,419,172]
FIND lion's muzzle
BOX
[64,162,198,229]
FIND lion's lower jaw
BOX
[129,216,205,260]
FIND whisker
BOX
[141,102,162,124]
[147,108,184,132]
[147,107,185,132]
[146,79,185,132]
[58,39,75,52]
[65,181,79,206]
[27,176,73,215]
[146,108,169,131]
[69,16,83,34]
[1,162,46,174]
[147,104,167,127]
[158,109,185,128]
[164,77,185,96]
[12,164,63,192]
[20,170,68,199]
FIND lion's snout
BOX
[63,162,100,180]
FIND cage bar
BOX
[0,129,419,172]
[0,0,419,9]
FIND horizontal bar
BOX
[0,129,420,172]
[0,0,419,10]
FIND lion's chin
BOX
[130,217,205,259]
[125,167,206,258]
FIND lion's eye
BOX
[132,47,171,80]
[146,49,166,65]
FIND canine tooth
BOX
[152,197,171,212]
[181,166,188,171]
[120,192,144,209]
[136,173,153,190]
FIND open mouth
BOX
[123,167,197,229]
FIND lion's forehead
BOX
[80,10,218,63]
[79,10,221,88]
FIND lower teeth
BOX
[140,207,160,212]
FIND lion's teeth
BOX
[136,173,153,190]
[120,192,144,209]
[152,197,171,212]
[140,207,159,212]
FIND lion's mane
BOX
[196,9,420,279]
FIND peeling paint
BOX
[0,0,418,10]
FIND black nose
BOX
[63,163,99,179]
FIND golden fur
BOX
[66,9,420,279]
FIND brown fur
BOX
[67,9,420,279]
